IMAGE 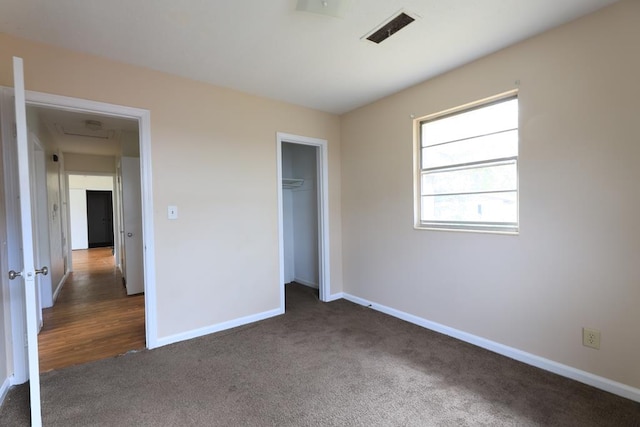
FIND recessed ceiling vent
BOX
[364,11,416,44]
[54,123,115,139]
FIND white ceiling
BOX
[1,0,618,114]
[28,105,138,156]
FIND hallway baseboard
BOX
[0,376,10,408]
[52,271,70,303]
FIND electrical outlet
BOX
[582,328,601,350]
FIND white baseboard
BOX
[0,375,11,408]
[326,292,344,302]
[155,307,283,348]
[52,271,70,303]
[342,293,640,403]
[293,278,318,289]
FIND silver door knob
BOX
[36,266,48,276]
[8,270,21,280]
[127,232,133,237]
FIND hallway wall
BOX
[68,175,114,250]
[44,149,65,298]
[25,113,66,306]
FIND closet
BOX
[281,142,319,288]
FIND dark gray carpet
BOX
[1,283,639,426]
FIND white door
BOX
[121,156,143,295]
[9,57,44,426]
[69,188,89,249]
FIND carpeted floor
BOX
[1,283,639,426]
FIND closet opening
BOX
[276,133,331,311]
[282,142,319,302]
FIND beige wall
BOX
[340,0,640,389]
[120,131,140,157]
[64,153,116,174]
[0,32,343,340]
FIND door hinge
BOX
[13,123,17,138]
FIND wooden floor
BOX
[38,248,145,372]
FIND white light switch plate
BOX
[168,205,178,220]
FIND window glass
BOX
[417,95,519,232]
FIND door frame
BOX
[85,189,115,248]
[276,132,331,308]
[30,134,50,318]
[65,172,117,269]
[0,88,159,384]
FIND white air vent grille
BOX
[363,10,418,44]
[55,123,115,139]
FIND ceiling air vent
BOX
[364,11,416,44]
[54,123,115,139]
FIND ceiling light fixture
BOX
[85,119,103,131]
[296,0,349,18]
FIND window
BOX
[416,94,519,233]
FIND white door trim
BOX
[7,90,159,359]
[276,132,331,308]
[64,171,117,266]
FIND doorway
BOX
[69,175,115,252]
[276,132,331,310]
[86,190,114,248]
[282,142,319,288]
[0,87,158,384]
[27,107,144,371]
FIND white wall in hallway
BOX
[68,175,113,250]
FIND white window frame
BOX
[413,91,519,234]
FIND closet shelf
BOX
[282,178,304,189]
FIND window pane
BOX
[421,192,517,223]
[421,129,517,169]
[422,98,518,147]
[421,163,517,196]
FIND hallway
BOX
[38,248,145,372]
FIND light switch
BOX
[168,205,178,220]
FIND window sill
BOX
[414,224,519,235]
